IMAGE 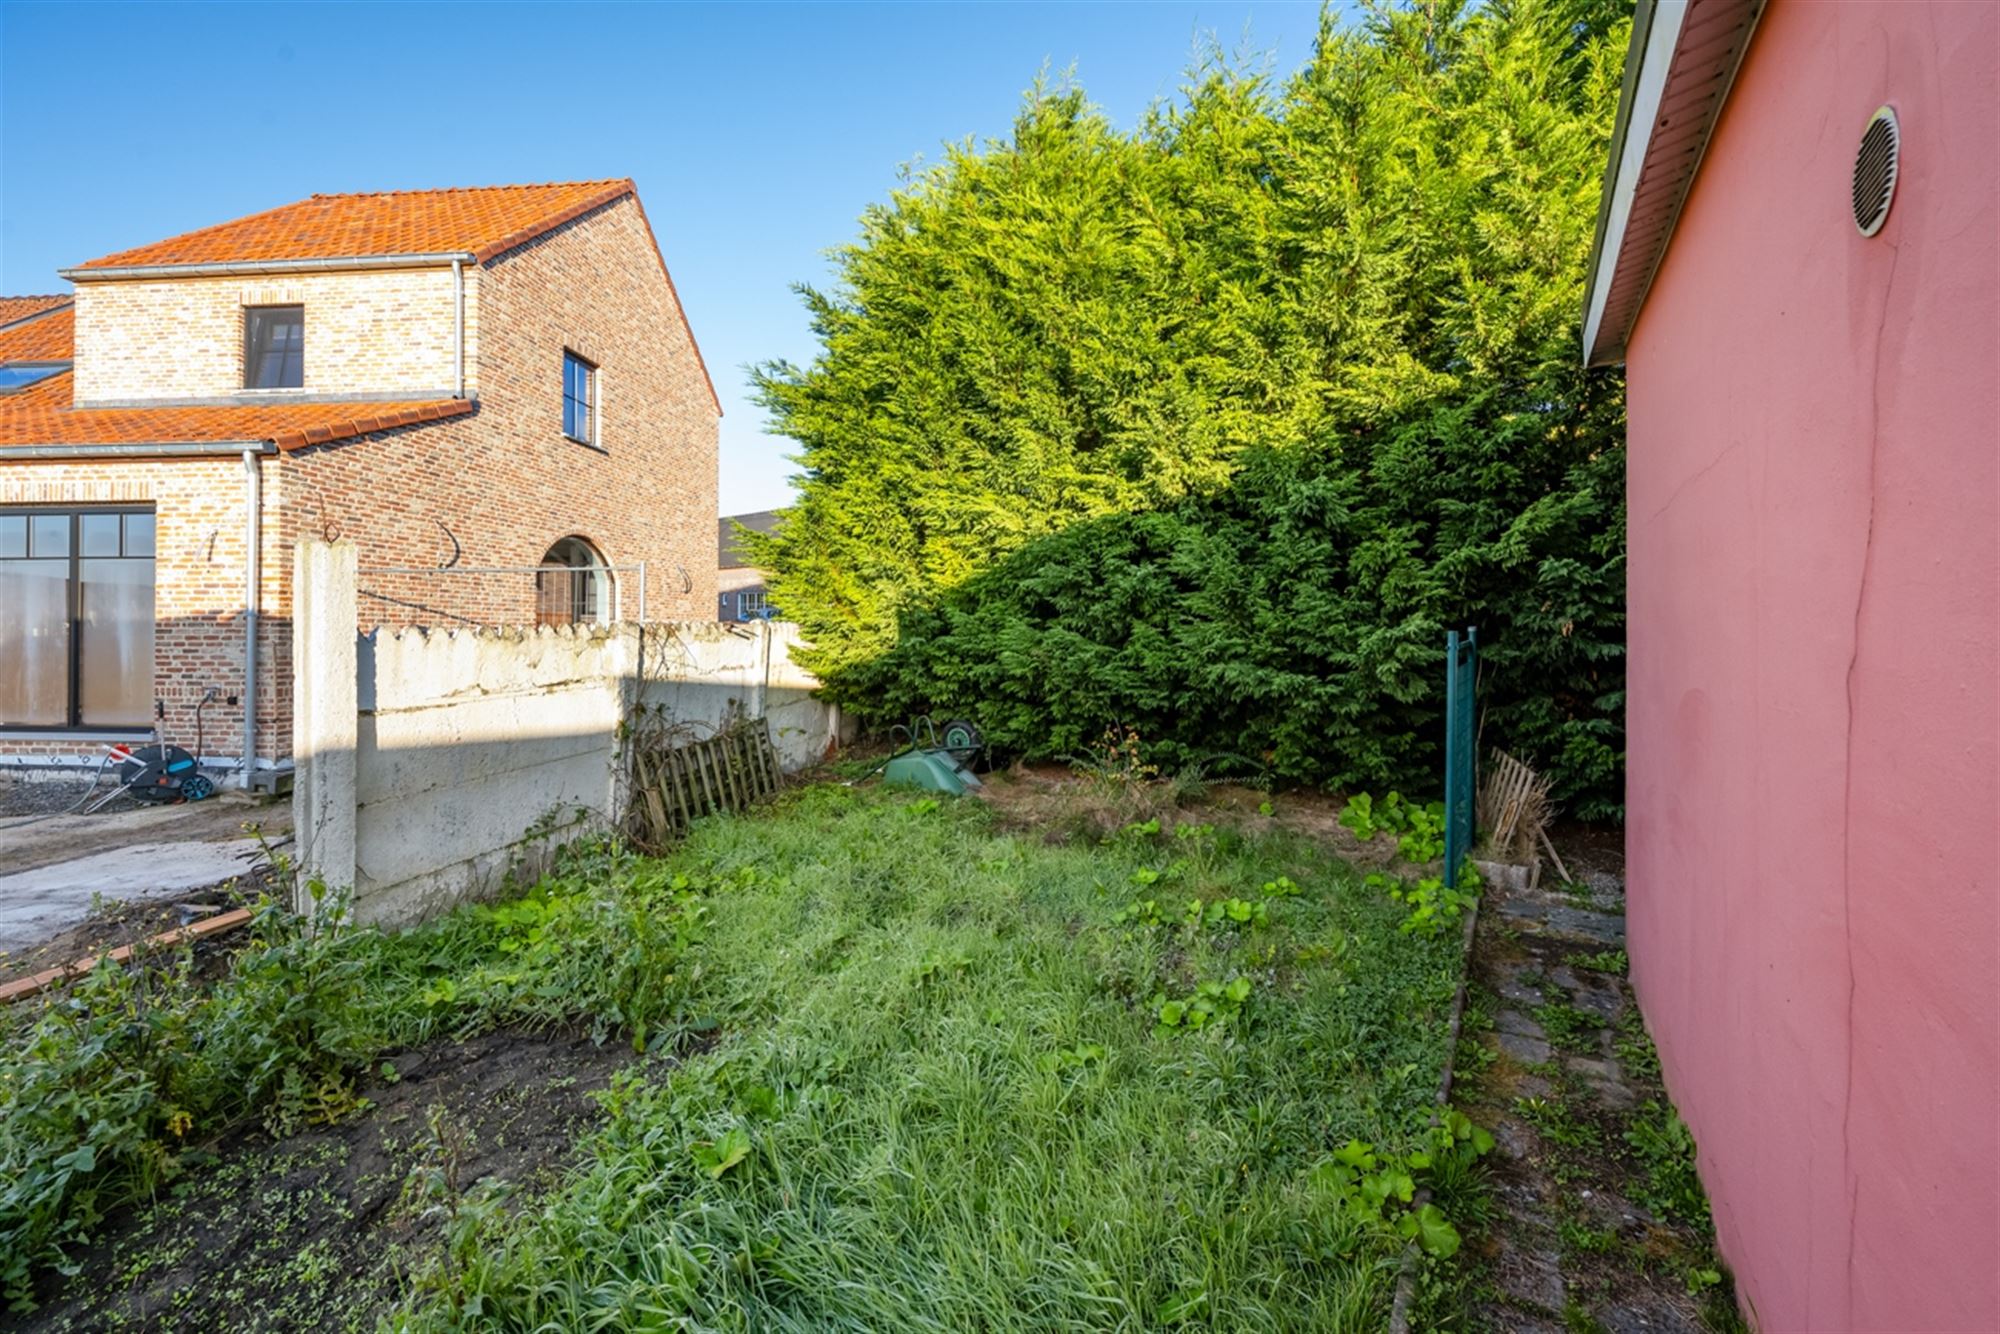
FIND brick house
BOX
[717,509,781,621]
[0,180,719,789]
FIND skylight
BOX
[0,362,67,392]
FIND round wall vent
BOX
[1852,106,1900,237]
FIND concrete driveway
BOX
[0,795,290,955]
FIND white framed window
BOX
[562,351,597,445]
[536,536,609,625]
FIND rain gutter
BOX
[59,253,477,281]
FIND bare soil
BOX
[16,1029,640,1334]
[0,875,263,988]
[972,762,1405,870]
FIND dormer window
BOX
[244,305,304,389]
[563,350,596,445]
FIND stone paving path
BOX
[1459,860,1739,1333]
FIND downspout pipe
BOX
[241,448,262,790]
[452,258,465,399]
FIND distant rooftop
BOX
[720,510,783,568]
[0,295,71,328]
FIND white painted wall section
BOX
[291,541,846,926]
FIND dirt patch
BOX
[17,1029,639,1333]
[968,762,1154,841]
[972,764,1404,870]
[1545,820,1625,880]
[0,875,264,988]
[0,792,290,880]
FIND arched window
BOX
[536,537,609,626]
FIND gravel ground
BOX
[0,771,142,821]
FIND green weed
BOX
[0,845,705,1310]
[390,784,1468,1330]
[1625,1100,1712,1237]
[1614,1007,1663,1084]
[1535,1002,1607,1054]
[1514,1096,1602,1152]
[1367,859,1481,938]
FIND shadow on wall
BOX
[333,679,825,929]
[292,541,846,929]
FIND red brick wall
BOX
[278,195,719,630]
[1,192,718,776]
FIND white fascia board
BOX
[1582,0,1688,363]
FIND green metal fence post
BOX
[1442,626,1479,890]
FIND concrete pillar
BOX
[292,539,358,914]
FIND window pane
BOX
[30,514,68,557]
[81,513,121,557]
[562,354,595,442]
[246,307,304,389]
[124,512,156,557]
[0,515,23,559]
[0,559,70,724]
[79,556,154,727]
[0,365,65,390]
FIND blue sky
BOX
[0,1,1331,513]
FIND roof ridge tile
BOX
[305,178,628,202]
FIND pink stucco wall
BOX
[1624,2,1998,1329]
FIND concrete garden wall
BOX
[293,541,843,926]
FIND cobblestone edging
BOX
[1387,886,1485,1334]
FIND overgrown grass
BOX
[2,784,1474,1327]
[0,853,701,1310]
[401,786,1470,1329]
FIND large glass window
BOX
[0,509,155,729]
[562,351,595,444]
[244,305,304,389]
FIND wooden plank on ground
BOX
[0,907,254,1006]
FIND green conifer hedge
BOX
[752,0,1633,819]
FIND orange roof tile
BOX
[0,295,70,328]
[0,392,473,452]
[73,181,634,271]
[0,303,73,363]
[5,368,73,407]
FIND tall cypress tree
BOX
[752,0,1633,817]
